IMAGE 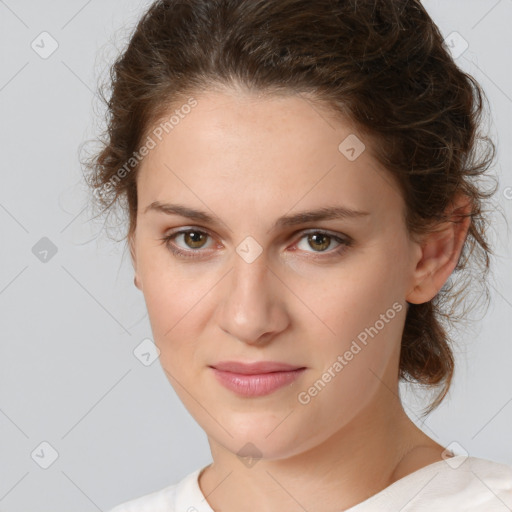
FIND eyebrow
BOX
[143,201,370,230]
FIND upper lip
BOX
[210,361,305,374]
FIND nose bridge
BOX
[232,252,269,298]
[216,250,287,344]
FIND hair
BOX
[82,0,501,414]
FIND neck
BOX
[199,384,444,512]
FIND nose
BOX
[215,252,290,346]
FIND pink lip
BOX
[209,361,306,397]
[211,360,304,374]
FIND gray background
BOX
[0,1,511,511]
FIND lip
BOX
[209,361,306,397]
[210,360,304,374]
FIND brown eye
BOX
[294,230,351,257]
[183,230,208,249]
[307,233,331,252]
[160,228,215,260]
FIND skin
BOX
[129,87,471,511]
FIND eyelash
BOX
[159,228,353,261]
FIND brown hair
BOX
[82,0,500,413]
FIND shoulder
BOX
[350,456,512,511]
[446,456,512,494]
[106,467,205,512]
[400,456,512,511]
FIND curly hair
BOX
[81,0,500,413]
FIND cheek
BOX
[295,248,407,382]
[138,256,221,370]
[291,266,406,433]
[304,253,405,336]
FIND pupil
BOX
[186,231,205,248]
[309,233,330,251]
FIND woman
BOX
[83,0,512,510]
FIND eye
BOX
[177,230,210,249]
[295,230,351,256]
[160,228,215,259]
[160,228,353,260]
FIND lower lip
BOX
[210,368,306,397]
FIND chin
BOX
[208,415,316,463]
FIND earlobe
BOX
[406,195,472,305]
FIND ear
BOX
[128,230,142,291]
[406,194,472,305]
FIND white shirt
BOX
[107,456,512,511]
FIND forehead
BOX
[136,89,404,228]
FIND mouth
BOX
[209,361,307,397]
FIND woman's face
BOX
[130,89,424,460]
